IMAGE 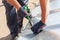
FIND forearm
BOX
[40,0,49,23]
[6,0,21,10]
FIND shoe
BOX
[0,34,18,40]
[31,21,46,34]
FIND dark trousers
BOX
[2,0,23,36]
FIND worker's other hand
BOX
[31,21,46,34]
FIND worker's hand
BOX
[17,6,32,20]
[17,6,28,17]
[31,21,46,34]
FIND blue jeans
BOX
[2,0,23,36]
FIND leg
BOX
[17,14,23,33]
[2,0,18,39]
